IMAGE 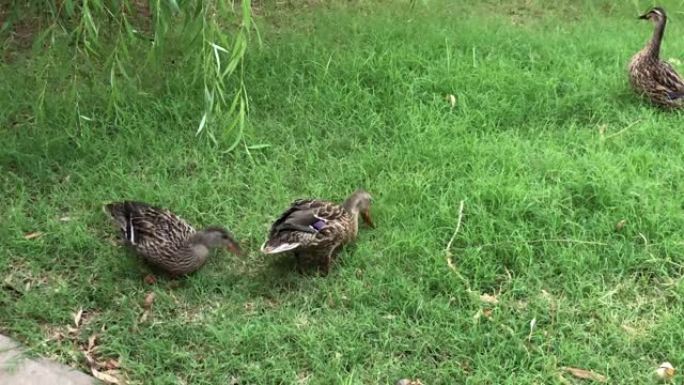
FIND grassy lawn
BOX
[4,0,684,383]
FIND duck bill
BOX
[227,242,243,256]
[638,13,649,19]
[361,209,375,228]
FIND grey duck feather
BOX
[629,6,684,108]
[104,201,241,276]
[260,189,374,274]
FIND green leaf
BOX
[196,113,208,136]
[167,0,181,14]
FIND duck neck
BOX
[189,230,222,249]
[174,243,209,273]
[342,196,360,219]
[343,196,364,239]
[647,18,666,58]
[189,244,210,260]
[183,234,212,267]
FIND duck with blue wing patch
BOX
[261,190,375,275]
[103,201,242,278]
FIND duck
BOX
[103,201,242,277]
[629,6,684,108]
[260,189,374,274]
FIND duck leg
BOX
[321,244,340,276]
[294,252,304,274]
[322,252,331,276]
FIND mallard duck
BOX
[629,6,684,108]
[260,189,374,274]
[103,201,242,276]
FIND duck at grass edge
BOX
[104,201,242,278]
[260,189,375,275]
[629,6,684,108]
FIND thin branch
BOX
[454,238,609,250]
[444,200,472,291]
[604,120,640,140]
[445,200,465,259]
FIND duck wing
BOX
[262,199,346,254]
[104,201,195,246]
[658,61,684,94]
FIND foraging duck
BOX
[629,6,684,108]
[104,201,242,276]
[260,189,374,274]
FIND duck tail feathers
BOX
[260,240,301,254]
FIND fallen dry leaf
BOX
[621,324,637,335]
[615,219,626,232]
[446,94,457,108]
[59,216,72,222]
[655,362,675,381]
[81,332,120,373]
[89,357,119,371]
[143,292,155,309]
[84,351,98,369]
[46,331,66,342]
[73,308,84,328]
[23,231,43,240]
[82,334,99,370]
[143,275,157,285]
[104,359,120,370]
[297,371,311,385]
[472,309,483,321]
[91,368,121,384]
[228,376,240,385]
[446,257,457,271]
[561,367,607,383]
[87,334,97,352]
[480,293,499,304]
[139,310,150,323]
[528,317,537,340]
[598,124,606,139]
[482,308,493,318]
[396,379,424,385]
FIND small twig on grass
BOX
[445,200,465,261]
[603,119,640,140]
[445,200,471,291]
[638,232,649,248]
[454,238,608,250]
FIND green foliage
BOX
[2,0,253,148]
[3,0,684,384]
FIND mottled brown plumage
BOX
[629,6,684,108]
[104,201,241,276]
[260,189,374,274]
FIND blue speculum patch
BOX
[311,220,326,231]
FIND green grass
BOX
[4,0,684,383]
